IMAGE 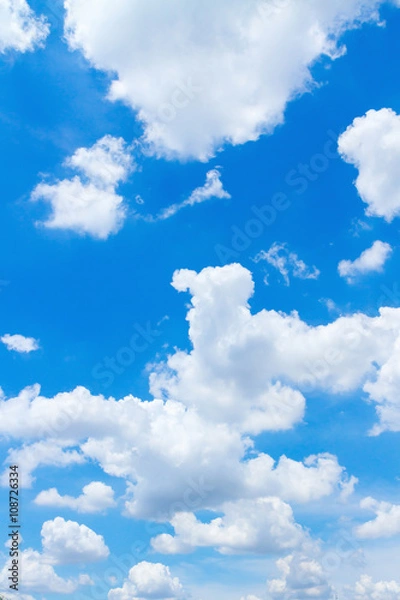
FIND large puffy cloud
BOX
[338,108,400,221]
[267,551,335,599]
[150,263,400,434]
[64,0,388,160]
[338,241,393,284]
[0,0,49,54]
[107,561,188,600]
[31,135,133,239]
[0,385,347,519]
[345,575,400,600]
[355,497,400,539]
[35,481,116,514]
[151,497,306,555]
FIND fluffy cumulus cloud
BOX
[345,575,400,600]
[1,333,39,353]
[144,168,231,221]
[108,561,188,600]
[267,551,335,599]
[151,264,400,434]
[338,108,400,221]
[356,497,400,539]
[0,384,347,520]
[338,241,393,283]
[151,497,306,555]
[41,517,109,564]
[63,0,388,160]
[255,243,320,285]
[0,518,102,594]
[0,0,49,53]
[31,135,133,239]
[3,263,400,525]
[35,481,116,514]
[0,549,80,594]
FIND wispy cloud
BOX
[139,168,230,222]
[255,243,320,286]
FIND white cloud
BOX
[41,517,109,564]
[108,561,188,600]
[338,108,400,221]
[356,497,400,539]
[0,549,79,594]
[0,384,348,520]
[0,0,49,53]
[1,440,85,487]
[144,168,230,221]
[345,574,400,600]
[31,135,133,239]
[364,335,400,434]
[1,333,39,353]
[338,241,393,283]
[3,262,400,521]
[64,0,388,161]
[151,264,400,434]
[267,551,335,599]
[0,518,101,595]
[255,243,320,286]
[35,481,116,513]
[151,497,306,555]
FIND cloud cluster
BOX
[0,384,347,521]
[338,241,393,283]
[0,0,49,54]
[1,333,39,353]
[346,575,400,600]
[2,263,400,532]
[339,108,400,221]
[31,135,133,239]
[2,262,400,578]
[64,0,387,160]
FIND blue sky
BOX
[1,1,400,599]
